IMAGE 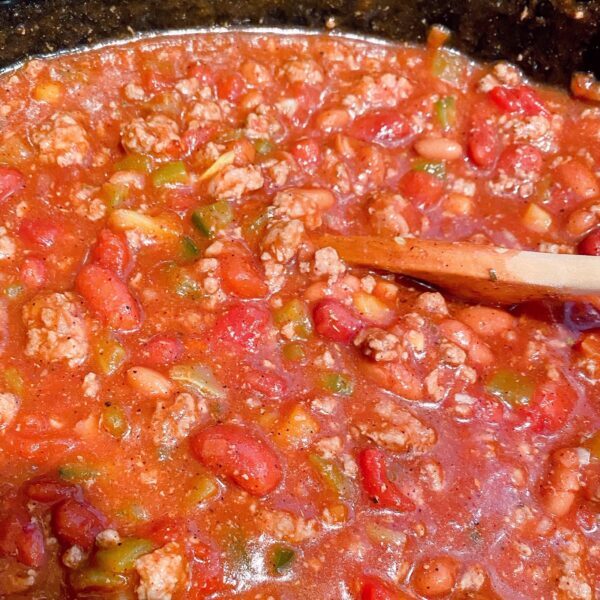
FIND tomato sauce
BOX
[0,30,599,599]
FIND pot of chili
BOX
[0,1,599,599]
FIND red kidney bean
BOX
[190,424,283,496]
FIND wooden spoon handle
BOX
[316,235,600,304]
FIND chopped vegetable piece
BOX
[282,342,306,361]
[95,537,154,573]
[271,545,295,574]
[485,368,535,407]
[276,404,319,447]
[273,299,313,340]
[58,464,101,482]
[4,367,24,395]
[434,96,456,129]
[365,522,407,547]
[169,363,226,398]
[431,49,464,86]
[114,153,153,173]
[186,475,219,507]
[412,158,446,179]
[216,129,243,143]
[95,337,126,375]
[70,568,127,591]
[583,431,600,459]
[198,150,235,181]
[254,139,274,155]
[101,183,129,208]
[151,160,188,186]
[309,453,351,498]
[191,201,233,238]
[319,372,354,396]
[109,209,182,239]
[101,405,129,439]
[180,235,200,261]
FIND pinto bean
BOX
[411,556,458,598]
[126,366,174,398]
[438,319,494,367]
[456,306,516,338]
[540,447,582,517]
[414,137,463,161]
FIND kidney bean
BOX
[467,118,499,169]
[219,245,268,299]
[19,217,60,248]
[349,109,411,147]
[399,170,444,206]
[212,303,271,351]
[23,478,81,503]
[577,228,600,256]
[313,298,364,344]
[0,166,25,203]
[76,263,141,331]
[564,302,600,331]
[540,448,581,517]
[358,448,415,511]
[554,160,599,201]
[0,514,45,568]
[456,306,516,338]
[190,424,282,496]
[91,228,131,277]
[141,334,184,367]
[52,498,107,550]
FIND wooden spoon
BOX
[315,234,600,304]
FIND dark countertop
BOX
[0,0,598,86]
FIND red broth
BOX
[0,31,599,599]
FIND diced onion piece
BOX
[365,522,408,547]
[109,209,182,239]
[198,150,236,181]
[33,81,63,103]
[523,202,552,233]
[169,363,226,399]
[353,291,394,325]
[276,404,319,447]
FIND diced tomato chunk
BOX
[0,513,46,568]
[220,246,268,299]
[0,166,25,203]
[290,138,321,166]
[182,125,217,155]
[313,299,364,344]
[358,448,415,511]
[212,303,271,350]
[19,217,60,248]
[188,539,225,597]
[142,334,184,367]
[20,257,46,288]
[91,228,130,277]
[242,369,287,399]
[498,143,543,177]
[488,85,548,116]
[399,170,444,206]
[190,424,283,496]
[23,478,80,503]
[216,73,245,102]
[361,576,401,600]
[349,109,410,147]
[76,263,141,331]
[527,382,573,434]
[52,498,107,550]
[468,119,500,168]
[187,62,215,85]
